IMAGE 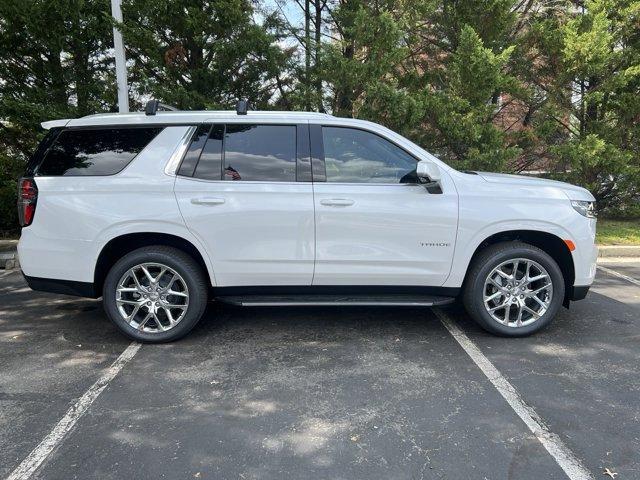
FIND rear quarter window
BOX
[35,127,163,176]
[24,128,62,176]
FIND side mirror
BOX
[416,160,441,183]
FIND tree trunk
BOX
[584,76,599,134]
[72,40,89,115]
[47,50,68,108]
[305,0,311,110]
[69,10,89,116]
[315,0,323,112]
[335,43,354,116]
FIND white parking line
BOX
[434,309,594,480]
[597,265,640,287]
[6,342,141,480]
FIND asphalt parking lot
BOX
[1,261,639,480]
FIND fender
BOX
[442,219,574,288]
[91,220,218,286]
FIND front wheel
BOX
[102,246,208,342]
[462,242,565,337]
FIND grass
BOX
[596,218,640,245]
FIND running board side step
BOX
[215,294,456,307]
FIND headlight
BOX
[571,200,596,218]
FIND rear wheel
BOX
[462,242,565,336]
[103,246,208,342]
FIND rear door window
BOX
[222,125,296,182]
[36,127,162,176]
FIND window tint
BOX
[322,127,418,183]
[37,127,162,176]
[193,125,224,180]
[223,125,296,182]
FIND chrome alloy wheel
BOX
[483,258,553,328]
[115,263,189,333]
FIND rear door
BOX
[311,124,458,286]
[174,122,315,286]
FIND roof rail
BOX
[145,100,178,116]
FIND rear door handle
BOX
[191,197,225,205]
[320,198,355,207]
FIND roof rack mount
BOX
[145,99,178,116]
[236,99,250,115]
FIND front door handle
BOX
[191,197,225,205]
[320,198,355,207]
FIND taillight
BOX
[17,177,38,227]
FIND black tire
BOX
[102,246,208,343]
[462,241,565,337]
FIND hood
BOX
[475,172,595,202]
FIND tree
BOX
[318,0,523,172]
[416,24,521,171]
[548,0,640,211]
[120,0,293,109]
[265,0,327,110]
[321,0,410,118]
[0,0,638,233]
[0,0,115,231]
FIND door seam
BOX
[310,180,318,285]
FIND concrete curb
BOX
[0,251,19,270]
[0,239,18,250]
[598,245,640,258]
[0,240,19,270]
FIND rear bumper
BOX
[18,229,95,283]
[23,273,98,298]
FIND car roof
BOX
[39,109,456,173]
[42,110,337,129]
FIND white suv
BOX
[17,103,597,342]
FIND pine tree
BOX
[548,0,640,211]
[319,0,523,172]
[0,0,115,231]
[119,0,293,109]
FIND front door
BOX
[174,123,315,286]
[312,125,458,286]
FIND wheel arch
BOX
[463,230,575,304]
[94,232,213,296]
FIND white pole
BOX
[111,0,129,113]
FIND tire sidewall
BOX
[103,248,207,343]
[468,246,565,336]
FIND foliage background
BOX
[1,0,638,233]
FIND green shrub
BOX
[0,154,23,235]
